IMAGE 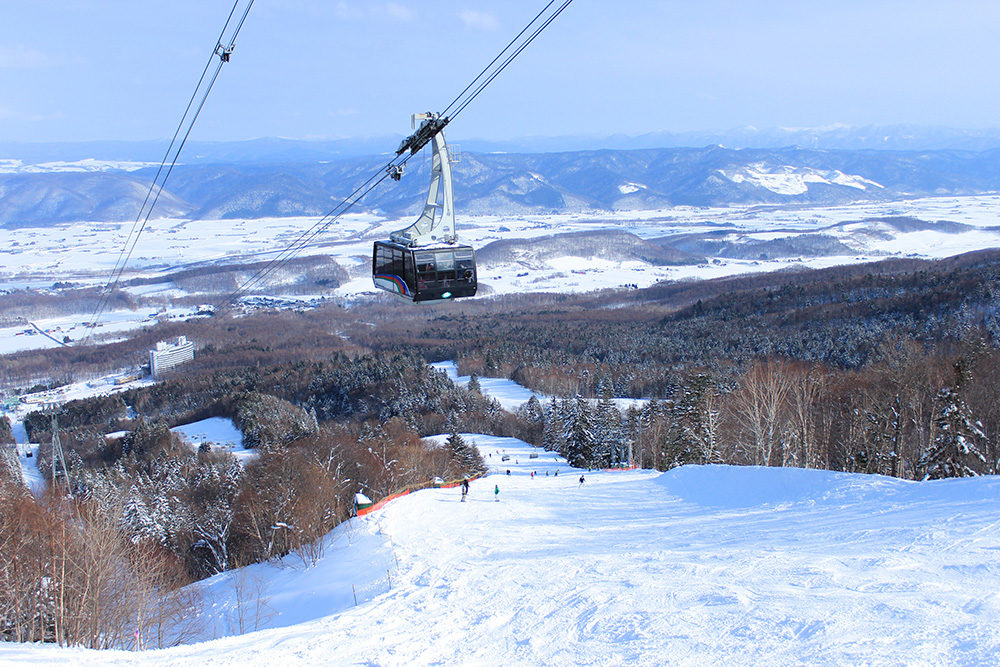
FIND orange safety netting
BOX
[357,471,487,517]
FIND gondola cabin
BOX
[372,240,477,302]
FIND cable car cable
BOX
[449,0,573,122]
[215,0,573,310]
[81,0,254,344]
[439,0,558,118]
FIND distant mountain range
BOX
[4,141,1000,227]
[7,124,1000,162]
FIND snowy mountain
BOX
[6,145,1000,227]
[5,436,1000,664]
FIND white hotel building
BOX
[149,336,194,378]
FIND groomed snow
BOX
[5,436,1000,665]
[431,360,647,412]
[431,360,540,411]
[10,443,45,494]
[171,417,256,465]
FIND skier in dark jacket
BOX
[461,477,469,501]
[579,474,585,486]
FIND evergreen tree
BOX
[467,374,481,394]
[921,360,987,480]
[120,484,164,545]
[523,395,544,425]
[563,396,596,468]
[663,374,720,469]
[447,430,487,476]
[541,398,564,453]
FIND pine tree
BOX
[447,430,486,476]
[563,396,596,468]
[120,484,164,545]
[467,374,481,394]
[523,395,544,425]
[921,360,987,480]
[541,398,564,453]
[663,374,720,469]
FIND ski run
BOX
[3,435,1000,665]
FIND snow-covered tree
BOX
[594,385,626,467]
[563,397,597,468]
[446,430,487,476]
[522,395,544,425]
[120,484,165,545]
[921,362,987,480]
[663,374,720,469]
[541,398,564,453]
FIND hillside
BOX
[4,436,999,664]
[477,229,702,268]
[6,145,1000,226]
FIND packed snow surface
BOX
[431,360,647,412]
[170,417,256,465]
[10,443,44,494]
[431,360,539,410]
[5,436,1000,665]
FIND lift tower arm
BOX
[390,113,456,247]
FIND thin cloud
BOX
[334,2,413,22]
[0,105,64,122]
[0,46,64,69]
[385,3,414,21]
[459,9,499,31]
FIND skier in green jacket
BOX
[494,484,500,502]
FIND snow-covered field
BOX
[4,435,1000,665]
[5,194,1000,357]
[4,195,1000,298]
[0,307,206,356]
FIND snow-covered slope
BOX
[171,417,257,465]
[4,436,1000,665]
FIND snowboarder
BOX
[579,474,585,486]
[461,477,469,502]
[554,470,558,477]
[494,484,500,502]
[506,469,511,476]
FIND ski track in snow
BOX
[4,436,1000,665]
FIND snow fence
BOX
[357,472,488,517]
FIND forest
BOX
[2,248,1000,648]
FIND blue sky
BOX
[1,1,998,143]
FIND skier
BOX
[461,477,469,502]
[579,474,585,486]
[554,470,558,477]
[494,484,500,502]
[506,469,511,476]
